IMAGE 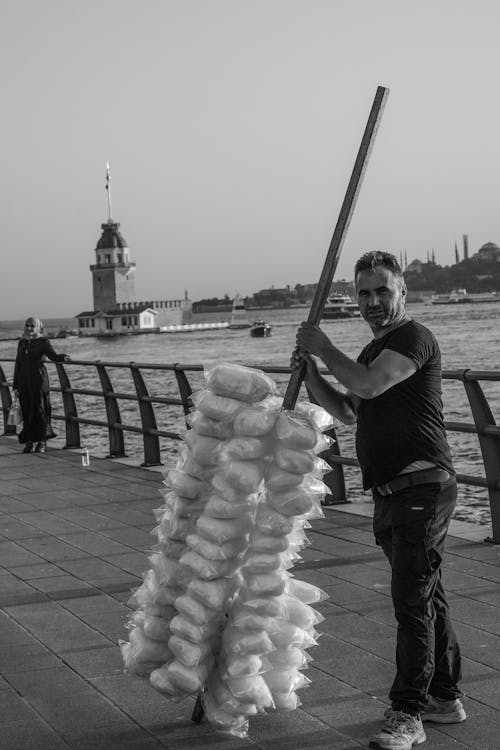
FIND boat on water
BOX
[227,294,251,329]
[250,320,272,337]
[431,289,500,305]
[322,292,360,319]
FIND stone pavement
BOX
[0,435,499,749]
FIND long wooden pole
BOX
[282,85,389,410]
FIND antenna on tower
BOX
[105,162,112,221]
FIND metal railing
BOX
[1,358,499,541]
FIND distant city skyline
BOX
[3,0,500,318]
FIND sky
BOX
[3,0,500,318]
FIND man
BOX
[293,251,464,750]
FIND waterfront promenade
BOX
[0,436,499,749]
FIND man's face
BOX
[355,266,407,333]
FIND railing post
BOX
[0,366,16,436]
[130,363,162,467]
[461,369,500,543]
[96,363,126,458]
[54,363,80,448]
[306,385,347,504]
[173,364,194,423]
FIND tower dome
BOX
[96,220,128,250]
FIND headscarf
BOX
[22,317,45,339]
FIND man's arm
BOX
[292,352,358,425]
[296,322,417,399]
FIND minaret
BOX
[463,234,469,260]
[455,242,459,265]
[90,164,137,311]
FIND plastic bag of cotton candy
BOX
[120,362,278,700]
[201,386,333,737]
[120,361,332,734]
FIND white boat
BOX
[322,292,360,319]
[228,294,251,329]
[431,289,500,305]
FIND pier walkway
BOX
[0,435,499,749]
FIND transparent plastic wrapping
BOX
[183,430,225,465]
[164,469,206,499]
[170,613,221,643]
[274,447,316,475]
[178,548,240,580]
[204,493,253,519]
[187,411,234,440]
[196,514,253,544]
[174,593,222,626]
[233,406,280,436]
[204,362,276,403]
[220,436,270,460]
[187,577,237,611]
[191,389,244,423]
[294,401,335,432]
[273,411,318,450]
[216,459,266,494]
[185,532,246,561]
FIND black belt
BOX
[375,468,451,496]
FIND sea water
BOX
[1,302,499,525]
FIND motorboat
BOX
[250,320,272,337]
[322,293,360,319]
[228,294,251,329]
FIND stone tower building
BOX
[91,220,136,311]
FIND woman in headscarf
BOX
[13,317,71,453]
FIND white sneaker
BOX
[421,695,466,724]
[369,709,426,749]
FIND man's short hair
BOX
[354,251,404,281]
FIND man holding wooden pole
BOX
[292,251,465,750]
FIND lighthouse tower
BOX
[90,220,136,311]
[90,164,136,311]
[76,164,192,336]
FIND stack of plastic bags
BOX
[120,362,332,738]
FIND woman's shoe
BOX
[34,442,46,453]
[22,442,34,453]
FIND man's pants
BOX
[373,478,462,714]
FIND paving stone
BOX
[55,507,128,530]
[9,561,66,580]
[0,642,62,673]
[8,511,83,535]
[15,536,90,562]
[102,551,150,576]
[58,530,133,557]
[0,540,45,567]
[99,526,155,548]
[26,574,96,598]
[0,718,70,749]
[59,644,123,678]
[4,601,112,652]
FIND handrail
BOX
[1,357,499,541]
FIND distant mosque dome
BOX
[96,220,128,250]
[477,241,500,261]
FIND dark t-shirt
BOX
[355,320,454,489]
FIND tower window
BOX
[105,254,111,263]
[117,253,122,263]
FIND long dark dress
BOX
[13,337,67,444]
